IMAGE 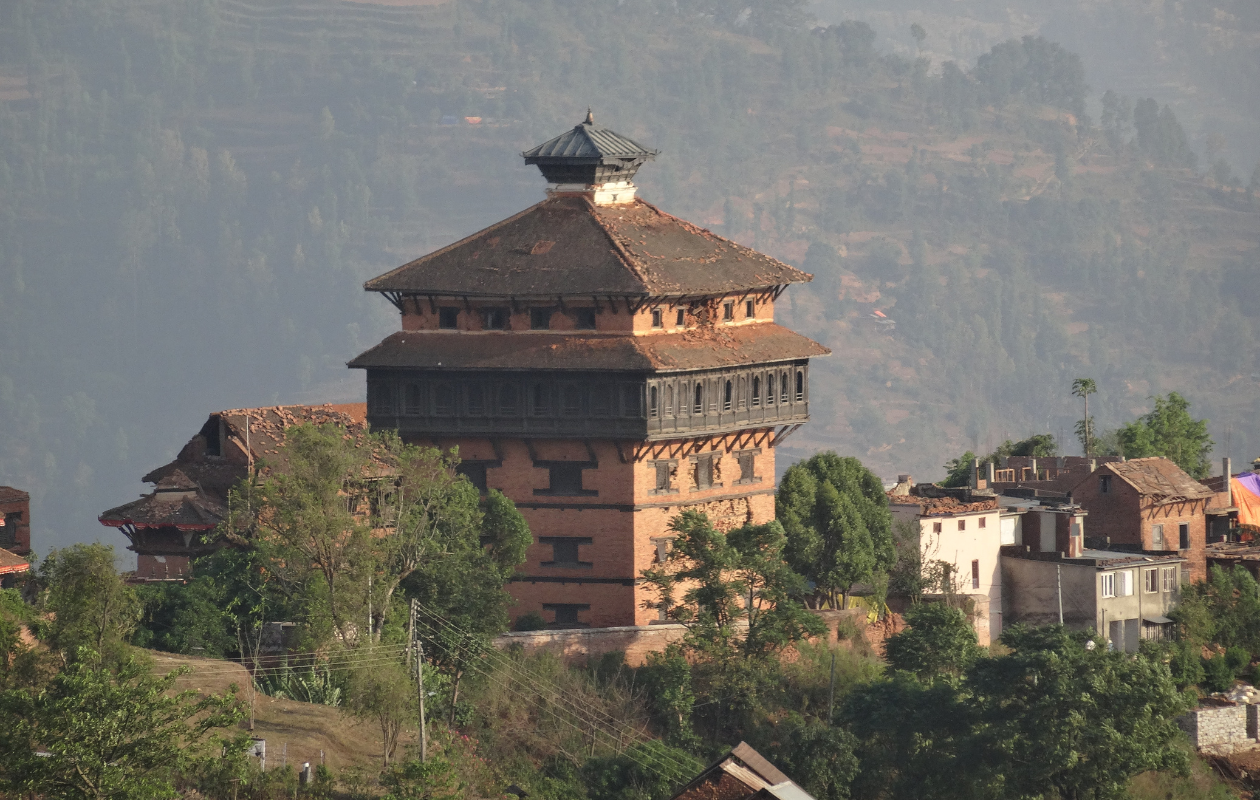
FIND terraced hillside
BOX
[0,0,1256,553]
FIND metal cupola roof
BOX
[522,110,658,186]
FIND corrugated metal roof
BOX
[522,112,657,161]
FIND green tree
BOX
[638,644,698,748]
[940,451,977,488]
[344,653,417,767]
[1071,378,1097,456]
[582,741,702,800]
[39,544,140,663]
[1116,392,1214,478]
[753,713,860,800]
[883,603,982,681]
[0,649,243,800]
[777,453,894,608]
[1171,565,1260,656]
[970,625,1191,800]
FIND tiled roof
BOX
[0,486,29,504]
[0,547,31,575]
[888,493,999,516]
[1102,457,1214,502]
[348,324,830,373]
[99,484,227,530]
[363,196,812,298]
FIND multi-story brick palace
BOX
[349,113,830,628]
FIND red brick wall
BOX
[0,493,31,555]
[420,434,779,628]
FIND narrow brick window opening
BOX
[746,300,755,318]
[723,301,734,320]
[735,451,759,485]
[456,462,489,494]
[1179,523,1190,550]
[692,454,720,490]
[540,537,592,568]
[676,308,685,326]
[574,308,597,330]
[1151,524,1164,548]
[651,308,663,328]
[932,521,943,533]
[530,308,552,330]
[653,461,678,494]
[482,307,510,330]
[978,516,986,529]
[1099,474,1112,493]
[958,519,966,531]
[535,462,597,497]
[439,307,459,329]
[542,603,590,628]
[971,560,980,590]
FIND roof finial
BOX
[584,108,594,125]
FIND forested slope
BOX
[0,0,1257,554]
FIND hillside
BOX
[0,0,1257,553]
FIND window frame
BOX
[1143,568,1159,594]
[529,308,553,330]
[971,559,980,590]
[533,461,598,497]
[539,537,593,569]
[1100,572,1116,598]
[573,308,597,330]
[438,307,460,329]
[746,299,755,318]
[691,453,721,491]
[651,460,679,495]
[482,307,510,330]
[651,308,663,328]
[723,301,734,321]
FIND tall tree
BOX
[777,453,894,608]
[883,603,982,681]
[1116,392,1214,478]
[1071,378,1097,457]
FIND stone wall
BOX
[1177,704,1252,754]
[494,608,867,666]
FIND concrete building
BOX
[1002,547,1183,651]
[349,113,829,628]
[887,482,1004,644]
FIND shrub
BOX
[1202,655,1235,693]
[514,613,546,632]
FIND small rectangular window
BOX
[746,300,755,318]
[466,384,485,416]
[573,308,597,330]
[530,308,552,330]
[676,308,685,326]
[439,307,459,329]
[971,560,980,590]
[1179,523,1190,550]
[723,301,734,320]
[958,519,966,531]
[651,308,663,328]
[651,537,672,563]
[434,385,455,416]
[1101,572,1116,598]
[1151,524,1164,548]
[535,463,597,497]
[653,461,677,494]
[1144,568,1158,593]
[692,454,719,490]
[932,521,943,534]
[540,537,593,568]
[1099,474,1111,493]
[1162,567,1177,593]
[456,462,489,494]
[482,307,510,330]
[1118,570,1133,597]
[542,603,590,627]
[978,516,987,529]
[404,383,425,415]
[735,451,759,485]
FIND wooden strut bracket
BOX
[582,440,599,465]
[771,423,803,447]
[524,440,540,464]
[427,295,438,313]
[489,438,505,464]
[614,441,629,464]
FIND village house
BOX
[1065,457,1218,582]
[669,741,815,800]
[349,112,829,629]
[0,486,32,588]
[99,403,367,579]
[1002,547,1184,650]
[887,478,1004,644]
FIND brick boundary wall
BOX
[1177,704,1252,754]
[493,608,867,666]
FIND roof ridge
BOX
[582,196,653,289]
[364,199,552,292]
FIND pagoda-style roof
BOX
[522,111,658,186]
[348,324,829,373]
[364,196,811,300]
[99,470,228,531]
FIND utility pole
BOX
[1057,564,1064,625]
[827,651,836,721]
[412,598,427,763]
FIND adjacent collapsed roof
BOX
[348,324,829,373]
[99,470,229,531]
[1073,457,1214,504]
[363,195,812,299]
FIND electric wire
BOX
[409,602,697,778]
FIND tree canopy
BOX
[1116,392,1213,478]
[777,453,894,608]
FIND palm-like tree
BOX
[1071,378,1097,456]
